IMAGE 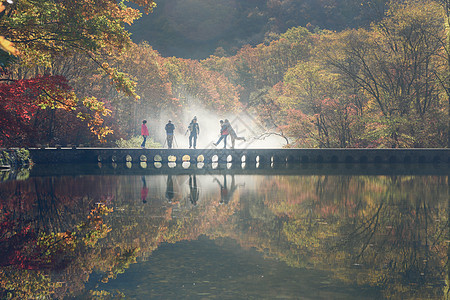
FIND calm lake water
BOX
[0,163,448,299]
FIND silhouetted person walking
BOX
[165,120,175,149]
[186,116,199,149]
[225,119,245,149]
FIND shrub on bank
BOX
[1,149,31,168]
[115,136,162,148]
[0,149,32,181]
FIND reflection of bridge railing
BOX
[29,160,449,177]
[28,148,450,165]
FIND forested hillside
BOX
[129,0,388,59]
[0,0,448,148]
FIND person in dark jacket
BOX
[165,120,175,149]
[186,116,200,149]
[225,119,246,149]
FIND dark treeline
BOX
[130,0,388,59]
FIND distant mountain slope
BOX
[128,0,386,59]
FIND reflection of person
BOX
[141,120,149,148]
[189,175,199,205]
[141,176,148,203]
[166,174,174,203]
[225,119,245,149]
[214,175,240,204]
[186,116,200,149]
[213,120,229,149]
[165,120,175,149]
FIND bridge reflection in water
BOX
[29,160,448,177]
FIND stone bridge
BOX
[28,147,450,165]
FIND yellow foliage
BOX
[0,36,19,56]
[0,2,18,56]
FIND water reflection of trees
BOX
[0,174,448,299]
[258,175,449,299]
[0,176,134,299]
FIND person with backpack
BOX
[186,116,200,149]
[213,120,229,149]
[165,120,175,149]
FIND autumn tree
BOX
[433,0,450,147]
[323,0,448,147]
[200,0,448,148]
[163,57,241,112]
[48,43,175,141]
[0,0,156,146]
[201,27,314,105]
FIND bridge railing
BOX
[26,148,450,165]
